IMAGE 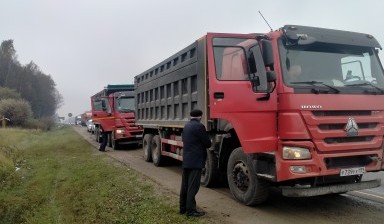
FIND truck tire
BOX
[227,147,269,205]
[201,149,219,187]
[151,135,163,166]
[111,132,120,150]
[143,134,153,162]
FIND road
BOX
[73,126,384,224]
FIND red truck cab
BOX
[91,85,143,149]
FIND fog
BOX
[1,0,383,117]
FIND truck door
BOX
[91,96,114,131]
[207,33,278,153]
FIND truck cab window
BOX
[213,38,255,81]
[214,46,248,81]
[94,98,111,113]
[93,99,103,111]
[213,37,268,92]
[116,97,135,112]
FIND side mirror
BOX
[261,40,274,68]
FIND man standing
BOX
[179,109,212,217]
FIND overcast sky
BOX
[1,0,383,118]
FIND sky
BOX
[1,0,384,118]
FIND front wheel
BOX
[227,147,269,205]
[111,132,120,150]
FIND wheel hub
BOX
[232,161,250,192]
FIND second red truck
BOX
[91,84,143,149]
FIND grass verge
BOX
[0,126,203,224]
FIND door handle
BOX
[214,92,224,99]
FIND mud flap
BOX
[281,179,381,197]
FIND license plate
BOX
[340,167,365,176]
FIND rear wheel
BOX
[151,135,163,166]
[201,149,220,187]
[143,134,153,162]
[227,147,269,205]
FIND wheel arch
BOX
[215,119,242,173]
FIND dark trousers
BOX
[179,168,202,214]
[99,132,108,150]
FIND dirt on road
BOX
[73,126,384,224]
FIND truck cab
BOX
[91,85,143,149]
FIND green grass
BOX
[0,126,203,224]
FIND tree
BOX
[0,98,33,127]
[0,40,63,119]
[0,87,21,100]
[0,40,19,87]
[18,62,63,118]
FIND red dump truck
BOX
[76,112,92,126]
[134,25,384,205]
[91,84,143,149]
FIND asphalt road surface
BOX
[73,126,384,224]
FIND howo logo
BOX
[345,117,359,136]
[301,105,322,109]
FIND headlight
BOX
[282,146,311,160]
[116,129,125,134]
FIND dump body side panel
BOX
[135,39,208,128]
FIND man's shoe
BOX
[186,211,205,217]
[179,210,186,214]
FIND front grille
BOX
[324,155,374,169]
[301,110,384,152]
[319,123,377,130]
[124,118,135,123]
[324,136,373,144]
[313,110,372,116]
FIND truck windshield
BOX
[116,97,135,112]
[279,40,384,94]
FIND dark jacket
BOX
[182,118,212,169]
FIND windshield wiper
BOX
[344,81,384,94]
[290,81,340,94]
